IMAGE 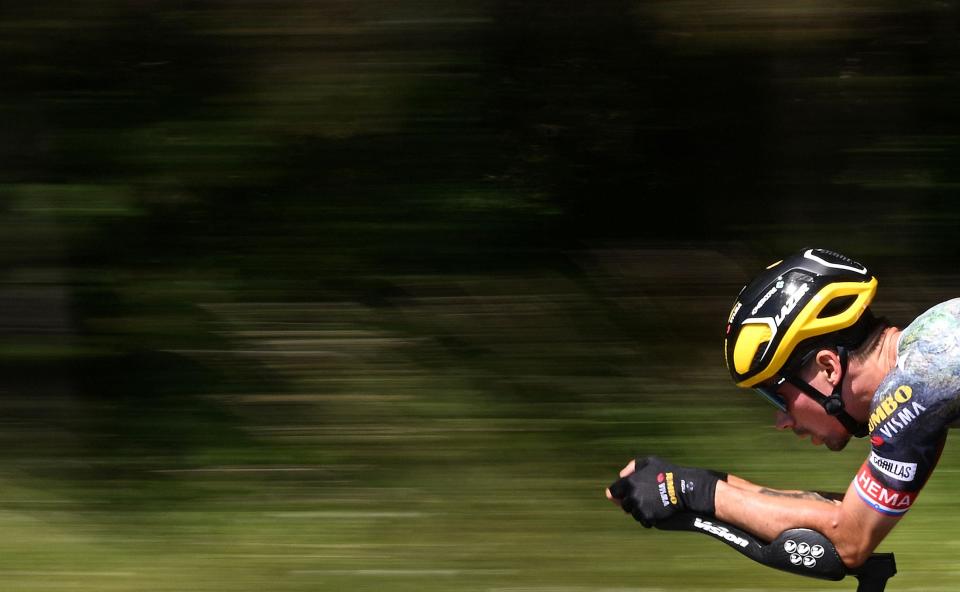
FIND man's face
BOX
[773,367,852,451]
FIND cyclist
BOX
[605,247,960,567]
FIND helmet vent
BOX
[751,344,768,369]
[733,323,774,374]
[817,295,857,319]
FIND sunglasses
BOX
[753,377,787,412]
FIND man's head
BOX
[771,349,856,451]
[724,248,880,442]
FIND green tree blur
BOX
[1,1,959,590]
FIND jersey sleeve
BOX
[854,299,960,516]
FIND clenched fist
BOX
[606,456,726,527]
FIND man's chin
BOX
[825,437,850,452]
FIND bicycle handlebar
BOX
[655,513,896,592]
[848,554,897,592]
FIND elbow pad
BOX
[656,514,896,589]
[763,527,846,580]
[658,515,845,580]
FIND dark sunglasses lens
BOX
[753,385,787,412]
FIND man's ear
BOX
[814,349,842,386]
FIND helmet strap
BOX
[784,347,868,438]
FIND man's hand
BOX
[605,456,726,527]
[605,458,639,508]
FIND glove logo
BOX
[665,472,678,505]
[656,472,678,507]
[657,477,670,507]
[783,540,797,553]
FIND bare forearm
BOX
[715,480,842,541]
[726,475,844,502]
[715,478,897,567]
[604,456,896,568]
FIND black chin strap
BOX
[785,347,869,438]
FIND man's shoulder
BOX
[897,298,960,359]
[870,297,960,432]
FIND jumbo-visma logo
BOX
[656,472,678,507]
[868,385,927,437]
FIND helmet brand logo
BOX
[751,286,778,315]
[727,302,742,324]
[774,283,809,326]
[804,249,868,274]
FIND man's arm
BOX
[715,477,899,567]
[607,457,902,567]
[725,474,845,502]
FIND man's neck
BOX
[876,326,902,375]
[846,327,901,421]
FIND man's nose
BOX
[775,410,794,430]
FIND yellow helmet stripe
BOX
[732,321,774,375]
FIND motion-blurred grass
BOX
[1,263,959,591]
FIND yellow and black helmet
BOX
[724,248,877,389]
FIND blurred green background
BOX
[2,1,960,590]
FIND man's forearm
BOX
[604,456,896,568]
[726,475,844,502]
[714,477,894,567]
[715,480,843,546]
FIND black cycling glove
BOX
[608,456,728,527]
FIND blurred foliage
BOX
[1,0,960,590]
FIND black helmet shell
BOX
[724,248,877,387]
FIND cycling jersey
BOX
[854,298,960,516]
